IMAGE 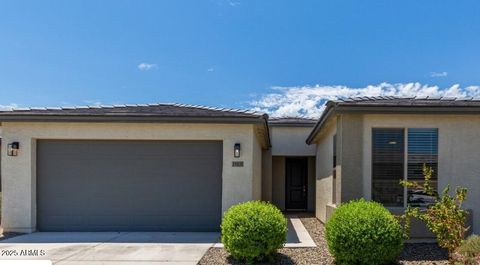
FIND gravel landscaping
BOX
[198,214,449,265]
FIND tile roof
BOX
[0,103,266,119]
[306,96,480,144]
[0,102,272,148]
[269,117,317,126]
[332,96,480,107]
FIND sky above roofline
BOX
[1,1,479,117]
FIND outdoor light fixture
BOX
[234,143,241,158]
[388,140,397,145]
[7,142,19,156]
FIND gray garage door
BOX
[37,140,223,232]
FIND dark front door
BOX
[285,157,308,210]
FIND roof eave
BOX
[0,113,273,149]
[305,101,337,145]
[305,103,480,145]
[335,105,480,113]
[0,114,266,123]
[269,122,316,127]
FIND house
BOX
[0,98,478,235]
[307,97,480,235]
[0,104,270,232]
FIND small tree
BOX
[400,165,469,262]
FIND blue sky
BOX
[1,0,480,117]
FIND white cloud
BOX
[0,103,18,111]
[137,63,157,71]
[207,68,215,72]
[249,82,480,118]
[430,71,448,77]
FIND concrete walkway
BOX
[285,217,316,248]
[0,232,219,265]
[213,216,316,248]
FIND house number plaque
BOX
[232,161,244,167]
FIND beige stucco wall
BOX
[270,127,316,156]
[313,113,480,236]
[307,157,316,212]
[261,149,273,202]
[0,122,263,233]
[337,114,364,202]
[252,132,263,200]
[272,156,286,211]
[362,114,480,234]
[314,118,337,223]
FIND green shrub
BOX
[401,165,469,261]
[455,235,480,264]
[325,199,403,265]
[221,201,287,264]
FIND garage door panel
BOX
[129,215,220,230]
[37,140,223,232]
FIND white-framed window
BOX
[372,128,438,208]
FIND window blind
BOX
[407,128,438,180]
[407,128,438,206]
[372,128,405,207]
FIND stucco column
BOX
[261,149,273,202]
[337,114,364,203]
[1,133,36,233]
[221,132,256,212]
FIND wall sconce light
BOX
[234,143,241,158]
[7,142,19,156]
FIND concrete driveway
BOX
[0,232,219,264]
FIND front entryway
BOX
[285,157,308,210]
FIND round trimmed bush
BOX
[221,201,287,264]
[325,199,403,265]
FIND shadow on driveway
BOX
[0,232,220,244]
